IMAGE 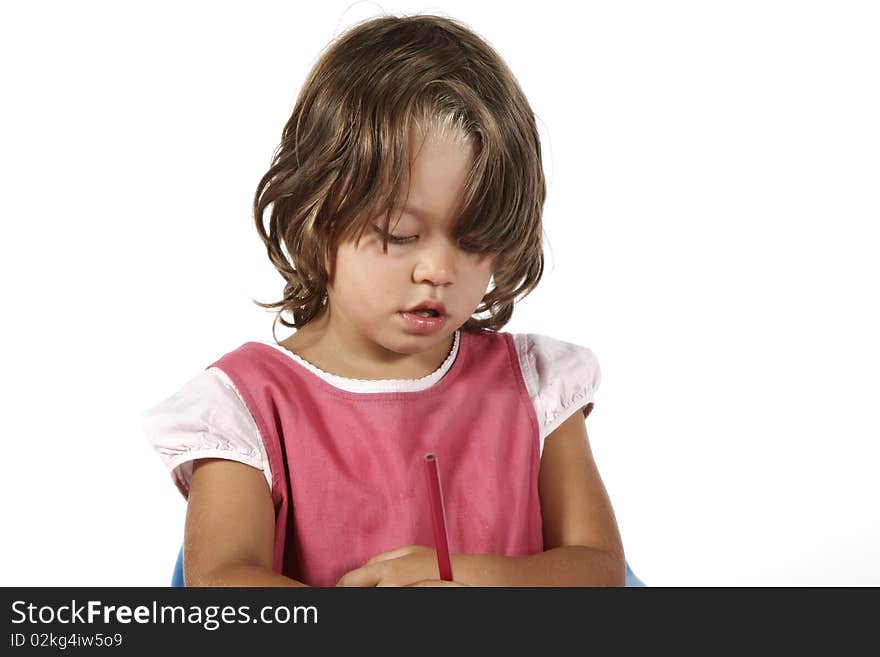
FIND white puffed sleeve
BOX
[140,367,273,500]
[513,333,602,456]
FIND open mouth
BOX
[399,307,447,333]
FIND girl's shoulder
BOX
[140,367,272,500]
[509,332,600,372]
[507,332,602,449]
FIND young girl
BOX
[143,13,626,587]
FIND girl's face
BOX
[326,133,495,359]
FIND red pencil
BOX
[423,453,454,581]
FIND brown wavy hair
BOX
[251,13,546,342]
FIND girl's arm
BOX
[451,410,626,586]
[184,458,308,587]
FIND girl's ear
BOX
[324,250,333,284]
[323,242,338,286]
[488,250,503,273]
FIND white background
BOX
[1,1,877,586]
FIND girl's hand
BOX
[336,545,469,587]
[404,579,469,587]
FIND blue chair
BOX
[172,544,645,587]
[171,545,185,587]
[625,560,645,587]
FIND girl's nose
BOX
[412,240,456,287]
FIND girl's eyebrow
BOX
[395,204,432,220]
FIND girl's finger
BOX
[363,545,428,565]
[336,564,380,587]
[405,579,469,587]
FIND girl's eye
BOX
[370,225,486,252]
[372,224,416,244]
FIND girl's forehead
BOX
[401,136,474,202]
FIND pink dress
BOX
[142,329,601,587]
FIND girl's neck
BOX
[278,311,456,381]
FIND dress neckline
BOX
[256,329,461,393]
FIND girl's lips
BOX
[398,311,448,335]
